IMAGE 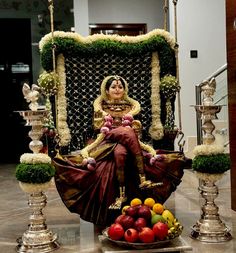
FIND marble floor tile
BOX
[0,164,235,253]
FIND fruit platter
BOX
[103,197,183,249]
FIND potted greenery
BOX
[192,144,231,181]
[158,74,180,149]
[15,153,56,193]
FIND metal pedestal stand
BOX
[16,110,60,252]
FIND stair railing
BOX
[195,63,227,145]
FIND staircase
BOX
[184,64,229,159]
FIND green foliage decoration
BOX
[15,163,56,184]
[160,74,180,129]
[40,35,176,77]
[192,154,231,174]
[160,74,180,99]
[38,71,60,96]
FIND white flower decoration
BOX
[20,153,51,164]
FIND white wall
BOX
[169,0,226,144]
[74,0,165,35]
[74,0,89,36]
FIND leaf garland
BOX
[40,33,176,77]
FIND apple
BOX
[115,214,126,225]
[152,222,169,240]
[122,215,135,230]
[115,214,134,230]
[137,205,151,220]
[151,214,166,226]
[125,206,138,217]
[124,228,139,243]
[138,227,155,243]
[108,223,124,240]
[133,217,147,231]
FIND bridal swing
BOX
[37,1,189,226]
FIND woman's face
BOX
[107,79,125,100]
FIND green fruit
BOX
[151,214,166,225]
[162,210,175,228]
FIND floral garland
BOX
[56,54,71,146]
[148,52,164,140]
[193,144,224,156]
[39,29,176,52]
[20,153,51,164]
[139,141,156,156]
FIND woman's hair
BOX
[105,76,126,91]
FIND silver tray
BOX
[102,227,178,250]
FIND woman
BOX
[53,75,187,226]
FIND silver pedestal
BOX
[16,109,60,252]
[16,192,60,253]
[190,178,232,242]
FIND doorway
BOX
[0,19,32,163]
[89,23,147,36]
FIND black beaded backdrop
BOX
[65,53,153,153]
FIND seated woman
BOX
[53,75,187,226]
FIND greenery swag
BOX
[39,33,176,78]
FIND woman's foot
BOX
[108,196,127,209]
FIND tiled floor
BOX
[0,164,235,253]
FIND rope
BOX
[48,0,58,132]
[172,0,185,150]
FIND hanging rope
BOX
[48,0,56,73]
[163,0,169,31]
[172,0,185,151]
[47,0,59,131]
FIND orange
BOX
[152,203,165,214]
[130,198,142,206]
[144,197,155,208]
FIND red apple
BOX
[134,217,147,231]
[125,206,138,217]
[115,214,134,230]
[137,205,151,220]
[152,222,169,240]
[108,223,124,241]
[138,227,155,243]
[122,215,135,230]
[115,214,126,225]
[124,228,139,243]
